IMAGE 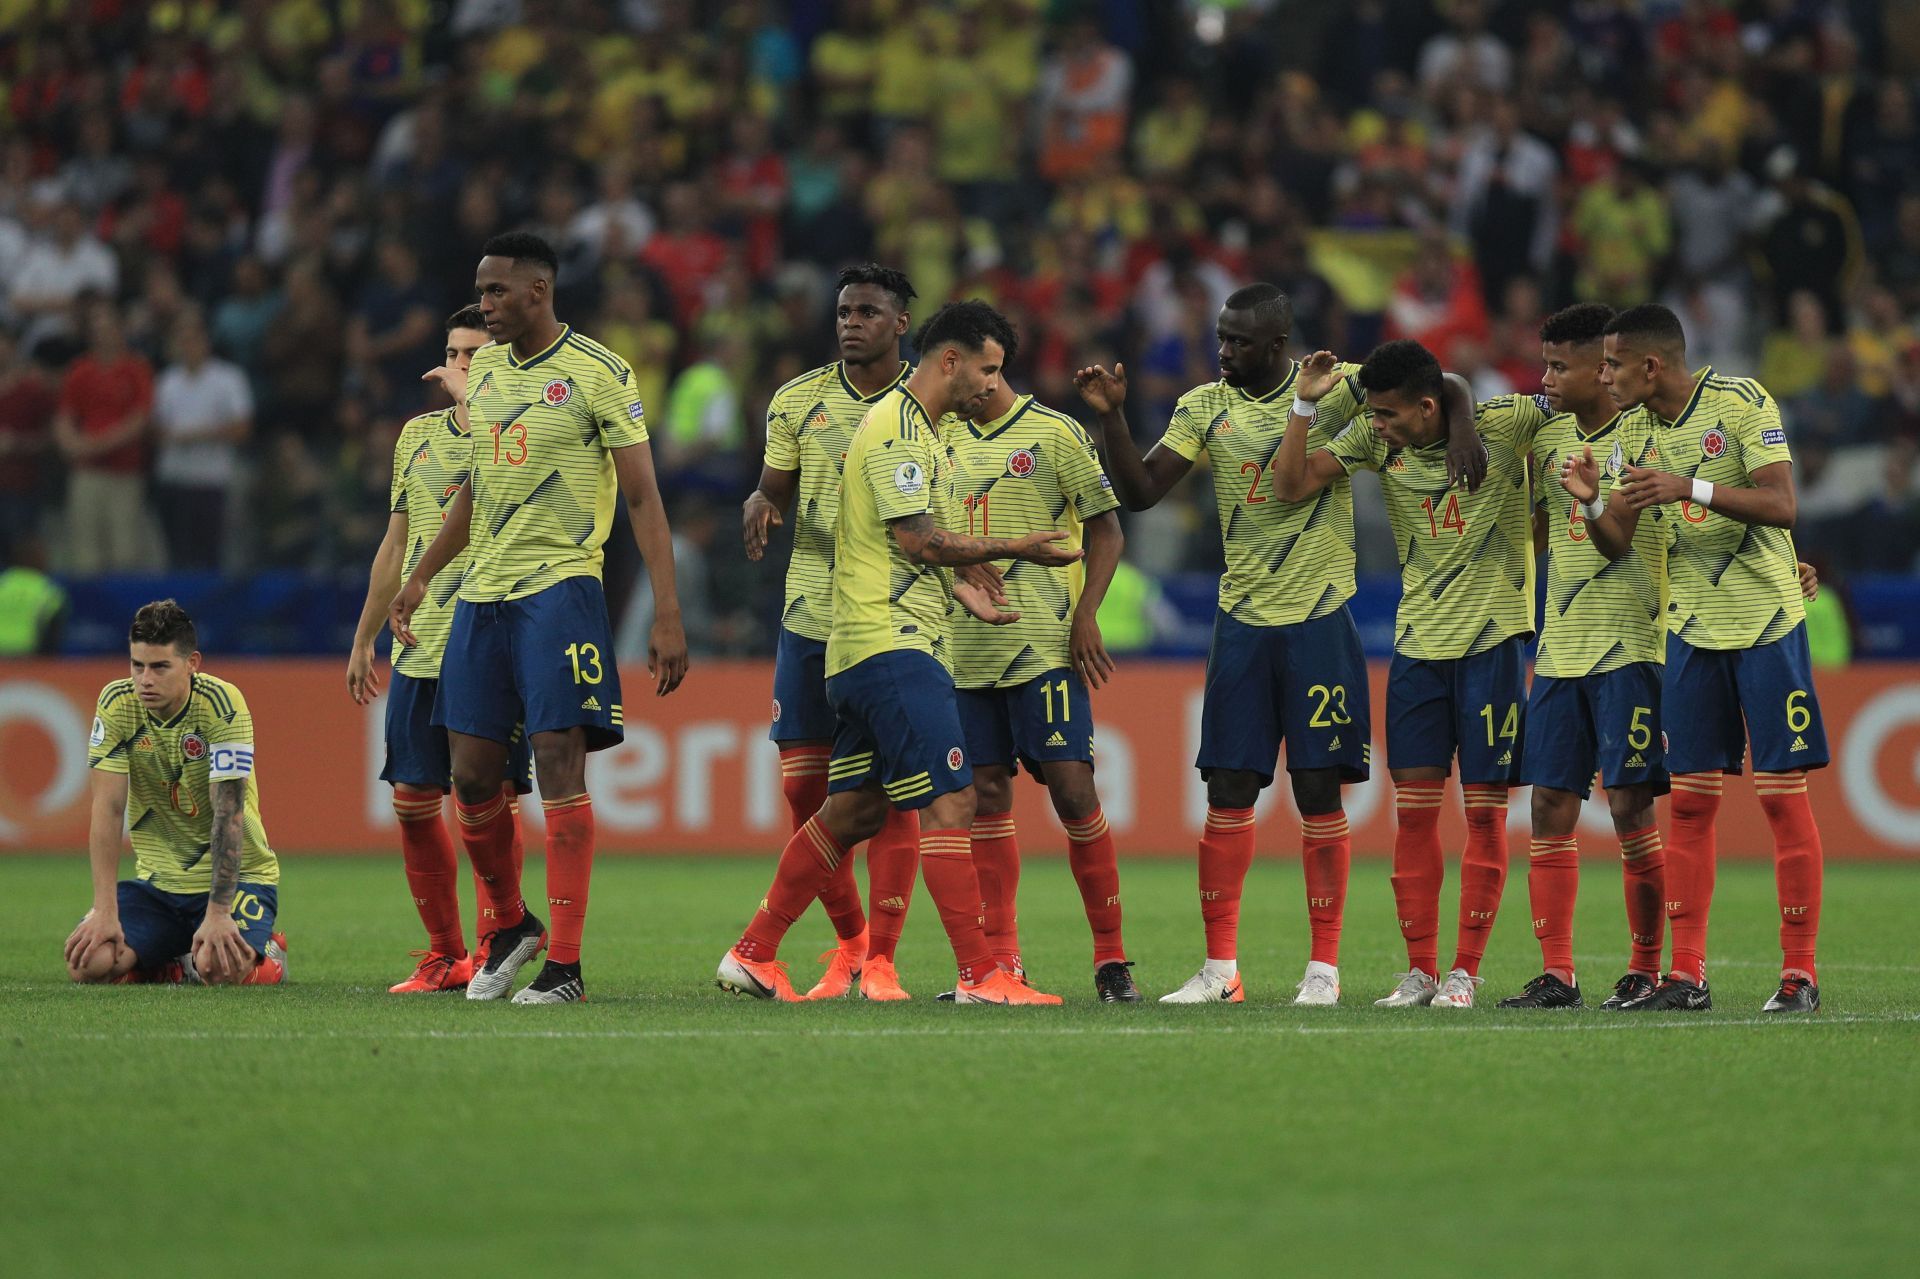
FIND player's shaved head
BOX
[1215,284,1292,389]
[129,599,197,655]
[1540,302,1614,348]
[479,232,559,281]
[1604,303,1688,359]
[1223,283,1293,338]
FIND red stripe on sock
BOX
[1198,806,1257,961]
[1666,772,1722,984]
[1452,786,1510,976]
[863,805,920,963]
[737,816,847,962]
[543,799,595,965]
[1527,836,1579,980]
[1301,810,1350,967]
[920,828,996,983]
[1618,824,1665,975]
[1066,806,1125,965]
[971,815,1022,968]
[454,793,524,932]
[1758,776,1822,981]
[1392,782,1445,976]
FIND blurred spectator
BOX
[1847,286,1920,402]
[1786,349,1879,448]
[1761,291,1836,401]
[661,336,749,498]
[1384,233,1491,369]
[210,255,284,401]
[51,302,154,574]
[347,238,439,416]
[1490,276,1546,393]
[0,537,68,656]
[0,330,58,559]
[1036,18,1132,183]
[1450,97,1559,307]
[570,154,657,271]
[252,431,330,570]
[152,315,254,569]
[1759,148,1858,329]
[1418,0,1512,100]
[1571,160,1670,308]
[11,202,118,356]
[260,258,346,440]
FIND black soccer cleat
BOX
[1095,960,1142,1003]
[1497,972,1583,1008]
[466,910,547,1001]
[1601,972,1659,1010]
[1761,975,1820,1014]
[511,959,585,1005]
[1621,974,1711,1012]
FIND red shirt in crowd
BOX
[60,354,153,475]
[0,371,58,493]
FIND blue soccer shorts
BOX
[1196,607,1371,786]
[957,667,1094,779]
[826,649,972,809]
[1385,635,1528,784]
[1521,662,1669,798]
[1663,623,1830,775]
[435,576,624,752]
[382,671,533,793]
[769,627,837,744]
[116,879,279,967]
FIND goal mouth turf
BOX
[8,855,1916,1276]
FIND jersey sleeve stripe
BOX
[564,335,626,379]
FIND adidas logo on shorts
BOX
[1496,750,1512,766]
[1046,731,1067,747]
[1791,735,1808,751]
[581,696,602,711]
[1624,753,1645,768]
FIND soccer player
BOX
[1599,303,1827,1013]
[742,263,925,1001]
[1275,341,1542,1010]
[64,600,287,987]
[391,232,688,1006]
[1076,285,1482,1006]
[1494,302,1672,1010]
[716,300,1083,1005]
[947,336,1135,1003]
[347,304,534,994]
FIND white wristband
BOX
[1691,478,1714,507]
[1581,496,1606,520]
[1291,396,1318,421]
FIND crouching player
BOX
[947,355,1136,1002]
[64,600,287,986]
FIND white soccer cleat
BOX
[1292,960,1340,1006]
[1431,968,1482,1009]
[466,913,546,1001]
[1158,965,1245,1003]
[1374,968,1438,1007]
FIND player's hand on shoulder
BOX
[742,491,781,562]
[1558,445,1600,502]
[955,578,1020,626]
[1294,350,1343,403]
[1014,530,1085,567]
[1074,363,1127,413]
[649,610,689,697]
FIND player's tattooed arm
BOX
[1274,350,1353,502]
[190,778,256,984]
[743,465,798,561]
[1073,363,1192,510]
[390,483,473,647]
[1441,373,1487,493]
[888,513,1084,568]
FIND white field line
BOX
[15,1011,1919,1043]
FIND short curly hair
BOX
[129,599,197,654]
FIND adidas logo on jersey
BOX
[1791,735,1808,751]
[581,696,602,711]
[1624,753,1646,769]
[1045,731,1067,746]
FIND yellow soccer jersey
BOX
[947,394,1121,689]
[827,385,957,678]
[461,327,649,602]
[1530,411,1670,678]
[763,359,911,642]
[87,673,279,894]
[1158,362,1369,626]
[1326,394,1546,660]
[1635,368,1804,650]
[388,407,475,676]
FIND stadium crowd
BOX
[2,0,1919,655]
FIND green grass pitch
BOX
[4,853,1917,1277]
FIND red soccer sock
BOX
[1527,834,1579,982]
[1063,808,1125,965]
[1619,825,1665,975]
[1198,806,1257,961]
[971,812,1022,968]
[1756,773,1823,981]
[1300,810,1350,967]
[473,785,526,948]
[1391,781,1446,976]
[1666,772,1723,984]
[863,804,920,963]
[542,794,594,966]
[737,816,846,962]
[919,828,997,984]
[394,788,465,957]
[1451,785,1510,976]
[454,791,525,931]
[782,747,864,942]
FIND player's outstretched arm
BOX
[742,465,798,562]
[613,441,690,696]
[390,484,473,647]
[1274,350,1353,502]
[1558,444,1639,560]
[1074,363,1191,510]
[1072,511,1124,689]
[348,513,407,705]
[190,778,255,985]
[64,770,130,978]
[888,513,1085,568]
[1442,373,1486,493]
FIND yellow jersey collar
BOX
[967,394,1035,440]
[506,325,571,371]
[838,360,910,404]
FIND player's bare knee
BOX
[925,786,976,832]
[1205,769,1262,811]
[531,737,587,798]
[822,790,886,846]
[1042,763,1100,822]
[972,768,1014,816]
[1289,768,1341,817]
[1608,785,1656,833]
[1532,786,1581,837]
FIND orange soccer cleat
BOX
[716,947,804,1002]
[953,968,1064,1005]
[805,929,867,1000]
[388,949,474,994]
[858,955,911,1001]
